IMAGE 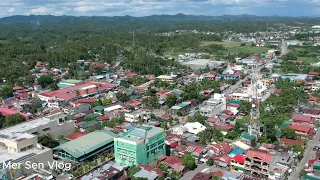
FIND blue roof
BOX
[124,124,134,131]
[229,148,245,155]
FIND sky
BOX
[0,0,319,17]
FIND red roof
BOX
[303,109,320,115]
[156,90,171,96]
[293,114,315,124]
[207,117,219,123]
[98,115,110,121]
[246,56,265,63]
[308,159,316,166]
[222,109,233,116]
[309,72,319,76]
[65,132,87,140]
[290,124,311,133]
[220,142,232,154]
[13,86,23,90]
[126,100,141,106]
[214,124,234,131]
[162,115,172,119]
[232,154,245,164]
[39,82,114,100]
[246,149,273,163]
[0,107,30,119]
[227,104,240,108]
[279,138,303,146]
[309,95,320,102]
[212,171,223,177]
[274,89,281,94]
[126,72,137,78]
[91,62,105,67]
[75,99,97,104]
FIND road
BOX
[288,130,320,180]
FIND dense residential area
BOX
[0,15,320,180]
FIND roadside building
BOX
[53,130,116,162]
[114,125,165,166]
[244,149,277,177]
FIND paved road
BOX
[181,164,207,180]
[288,130,320,180]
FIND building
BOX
[114,125,165,166]
[239,56,265,66]
[156,74,177,83]
[0,112,74,138]
[38,81,115,102]
[244,149,276,177]
[215,74,240,80]
[53,130,116,162]
[124,110,151,123]
[57,79,83,89]
[199,94,226,117]
[240,132,256,147]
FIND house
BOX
[240,132,256,147]
[279,138,303,147]
[239,56,265,66]
[156,74,177,83]
[157,155,185,172]
[231,154,245,171]
[199,94,226,117]
[183,122,206,134]
[191,172,212,180]
[292,114,316,125]
[244,149,276,176]
[289,124,314,139]
[124,110,150,122]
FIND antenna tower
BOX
[248,65,261,137]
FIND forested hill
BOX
[1,14,320,25]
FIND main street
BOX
[288,130,320,180]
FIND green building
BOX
[53,130,116,162]
[114,125,165,166]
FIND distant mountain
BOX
[0,14,318,24]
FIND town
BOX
[0,14,320,180]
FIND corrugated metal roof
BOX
[53,130,116,158]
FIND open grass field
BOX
[297,57,319,63]
[201,41,269,55]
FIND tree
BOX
[37,75,54,88]
[30,99,42,114]
[198,130,212,144]
[103,98,112,105]
[148,96,160,109]
[38,134,59,148]
[225,130,240,140]
[239,101,251,114]
[0,113,5,129]
[212,175,220,180]
[120,80,130,88]
[207,158,214,166]
[281,128,297,139]
[0,84,13,99]
[182,153,196,170]
[166,95,177,108]
[116,92,129,102]
[299,170,307,178]
[128,166,141,178]
[47,83,59,90]
[4,113,26,127]
[146,88,157,96]
[167,171,182,180]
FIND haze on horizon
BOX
[0,0,319,18]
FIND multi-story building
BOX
[199,94,226,117]
[114,125,165,166]
[244,149,277,177]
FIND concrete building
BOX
[124,110,151,123]
[244,149,277,177]
[114,125,165,166]
[53,130,116,162]
[239,56,265,66]
[0,112,75,139]
[199,94,226,117]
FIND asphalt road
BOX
[288,129,320,180]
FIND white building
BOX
[156,74,177,83]
[199,94,226,117]
[124,110,151,123]
[184,122,206,134]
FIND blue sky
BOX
[0,0,319,17]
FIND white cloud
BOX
[74,6,99,12]
[31,7,51,15]
[8,8,15,13]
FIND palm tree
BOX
[85,89,89,95]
